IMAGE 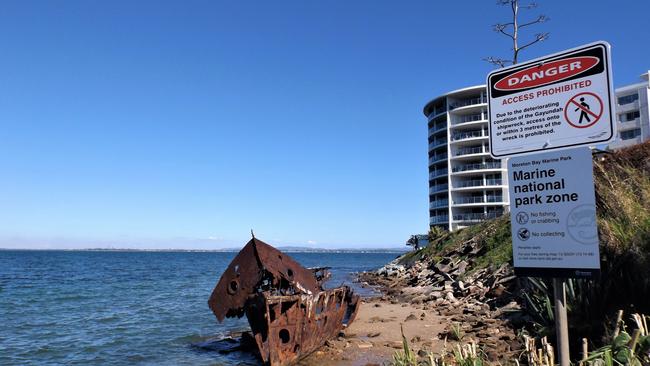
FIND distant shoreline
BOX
[0,247,409,254]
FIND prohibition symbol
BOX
[564,92,603,129]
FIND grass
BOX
[390,325,486,366]
[392,141,650,363]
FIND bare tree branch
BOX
[518,33,549,52]
[520,1,538,9]
[494,24,515,39]
[519,15,549,28]
[483,0,549,66]
[484,57,513,68]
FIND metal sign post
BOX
[553,278,570,366]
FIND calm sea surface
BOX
[0,250,398,365]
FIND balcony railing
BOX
[429,139,448,149]
[430,184,449,194]
[486,178,503,186]
[428,123,447,136]
[452,162,501,173]
[454,196,484,204]
[430,200,449,209]
[455,146,486,156]
[430,215,450,224]
[486,195,504,202]
[429,169,448,179]
[453,212,502,222]
[453,114,486,125]
[451,130,488,141]
[453,196,504,204]
[429,154,448,164]
[455,179,485,188]
[449,96,487,110]
[428,106,447,117]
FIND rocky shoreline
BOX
[351,221,549,364]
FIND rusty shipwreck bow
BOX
[208,237,360,366]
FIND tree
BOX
[484,0,549,67]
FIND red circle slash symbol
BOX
[564,92,603,129]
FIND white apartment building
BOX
[608,71,650,150]
[423,70,649,231]
[423,85,509,231]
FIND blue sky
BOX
[1,1,648,249]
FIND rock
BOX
[486,350,500,362]
[374,303,381,307]
[367,332,381,338]
[445,292,457,302]
[488,284,507,297]
[456,260,468,274]
[386,341,403,349]
[401,286,421,296]
[418,349,428,357]
[357,342,373,349]
[457,280,466,291]
[404,314,418,322]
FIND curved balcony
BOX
[428,139,448,150]
[451,113,487,127]
[452,162,502,174]
[451,130,488,142]
[429,184,449,194]
[430,200,449,209]
[430,215,450,225]
[452,212,503,223]
[428,123,447,137]
[429,154,448,166]
[454,178,504,190]
[454,146,488,157]
[455,179,484,188]
[429,169,448,180]
[452,196,504,205]
[448,96,487,110]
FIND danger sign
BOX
[487,41,615,158]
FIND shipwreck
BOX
[208,236,360,366]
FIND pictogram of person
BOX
[575,97,591,124]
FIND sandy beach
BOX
[300,298,447,366]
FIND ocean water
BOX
[0,250,398,365]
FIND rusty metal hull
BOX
[247,288,359,365]
[208,237,360,366]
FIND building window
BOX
[620,128,641,140]
[618,94,639,105]
[620,111,641,122]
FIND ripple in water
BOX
[0,250,397,365]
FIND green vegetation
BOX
[392,140,650,364]
[399,215,512,273]
[391,311,650,366]
[390,325,486,366]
